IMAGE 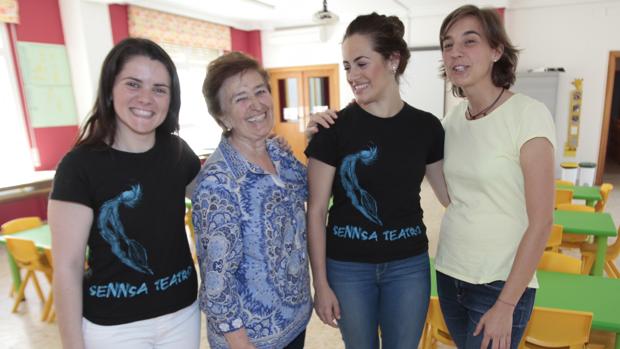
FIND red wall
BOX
[109,4,129,44]
[1,2,258,225]
[231,28,262,63]
[1,0,78,224]
[0,198,48,226]
[14,0,65,44]
[497,7,505,21]
[12,0,79,171]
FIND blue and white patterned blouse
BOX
[192,137,311,349]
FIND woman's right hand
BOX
[313,284,341,328]
[305,110,338,135]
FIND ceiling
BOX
[92,0,521,30]
[91,0,602,30]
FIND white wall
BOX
[262,1,620,173]
[59,0,114,122]
[507,1,620,171]
[262,8,418,109]
[262,21,354,109]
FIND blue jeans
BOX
[436,271,536,349]
[326,253,430,349]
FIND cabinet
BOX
[268,64,339,162]
[512,71,561,119]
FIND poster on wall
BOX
[17,42,78,127]
[564,79,583,157]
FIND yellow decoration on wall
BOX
[0,0,19,24]
[128,5,231,51]
[564,78,583,157]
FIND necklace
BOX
[466,88,505,120]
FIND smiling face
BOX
[112,55,171,143]
[219,69,274,144]
[441,16,502,93]
[342,34,398,105]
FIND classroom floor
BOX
[1,164,619,348]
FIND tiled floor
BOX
[1,161,619,348]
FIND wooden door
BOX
[269,65,339,163]
[269,70,306,162]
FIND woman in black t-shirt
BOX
[305,13,450,349]
[49,38,200,349]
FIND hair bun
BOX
[344,12,411,80]
[386,16,405,38]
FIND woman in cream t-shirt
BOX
[435,5,556,349]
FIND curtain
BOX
[128,5,230,51]
[0,0,18,24]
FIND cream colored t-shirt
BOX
[436,93,556,288]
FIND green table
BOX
[536,271,620,349]
[553,210,617,276]
[0,225,51,291]
[430,264,620,349]
[556,184,602,207]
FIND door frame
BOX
[595,51,620,184]
[267,64,339,162]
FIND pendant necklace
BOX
[466,88,505,120]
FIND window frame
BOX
[0,24,35,177]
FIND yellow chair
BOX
[545,225,563,253]
[184,206,197,264]
[555,179,575,186]
[556,204,595,212]
[5,237,53,316]
[42,248,55,322]
[594,183,614,212]
[520,306,592,349]
[580,226,620,278]
[555,189,573,209]
[557,204,595,250]
[537,251,582,274]
[1,216,43,234]
[1,216,44,297]
[421,297,456,349]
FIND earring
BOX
[392,65,397,74]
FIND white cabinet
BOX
[512,71,561,119]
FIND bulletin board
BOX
[17,42,78,127]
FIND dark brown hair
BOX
[343,12,410,82]
[75,37,181,148]
[202,51,269,135]
[440,5,519,97]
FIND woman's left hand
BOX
[474,301,515,349]
[305,110,338,135]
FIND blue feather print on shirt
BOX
[340,146,383,226]
[97,184,154,275]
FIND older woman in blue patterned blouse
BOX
[192,51,311,349]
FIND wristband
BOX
[497,297,516,308]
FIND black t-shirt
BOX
[305,102,444,263]
[51,134,200,325]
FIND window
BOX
[161,44,222,154]
[0,25,34,179]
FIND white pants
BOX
[82,300,200,349]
